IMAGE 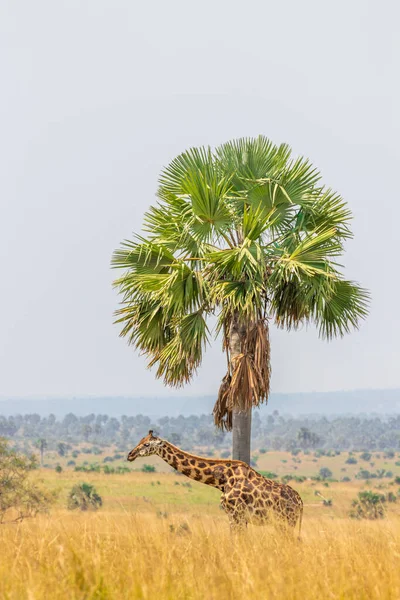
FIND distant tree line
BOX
[1,411,400,453]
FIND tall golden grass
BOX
[1,510,400,599]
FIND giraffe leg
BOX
[227,500,249,533]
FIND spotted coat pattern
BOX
[128,431,303,533]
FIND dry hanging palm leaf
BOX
[213,319,271,430]
[213,373,232,431]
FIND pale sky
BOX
[1,0,399,399]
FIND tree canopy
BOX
[112,137,369,434]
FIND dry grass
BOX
[1,508,400,600]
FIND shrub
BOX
[356,470,375,480]
[142,464,156,473]
[103,465,115,474]
[259,471,278,479]
[55,465,63,473]
[385,451,395,459]
[72,451,79,458]
[346,457,358,465]
[282,474,306,484]
[360,452,372,462]
[259,448,267,454]
[342,476,351,482]
[0,438,54,523]
[67,460,76,466]
[319,467,333,480]
[67,483,102,511]
[350,491,385,520]
[116,466,130,474]
[103,456,114,463]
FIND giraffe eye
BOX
[144,443,150,447]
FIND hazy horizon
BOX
[1,1,399,399]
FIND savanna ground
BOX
[2,448,400,599]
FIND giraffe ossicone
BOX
[128,430,303,534]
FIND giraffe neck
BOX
[156,441,227,489]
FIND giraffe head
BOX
[127,430,162,462]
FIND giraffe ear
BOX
[149,430,154,437]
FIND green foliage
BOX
[74,464,101,473]
[345,456,357,464]
[142,464,156,473]
[259,471,278,479]
[57,442,67,457]
[112,136,369,427]
[350,491,386,520]
[319,467,333,480]
[67,483,102,511]
[55,465,62,473]
[281,474,306,484]
[0,438,54,523]
[360,452,372,462]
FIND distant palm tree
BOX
[112,136,369,464]
[35,438,47,466]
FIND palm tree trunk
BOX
[232,407,252,464]
[229,314,252,464]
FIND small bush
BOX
[67,483,102,511]
[0,438,55,523]
[360,452,372,462]
[142,464,156,473]
[259,448,267,454]
[259,471,278,479]
[342,476,351,482]
[346,457,357,465]
[55,465,62,473]
[103,465,115,474]
[350,491,385,520]
[67,460,76,466]
[319,467,333,480]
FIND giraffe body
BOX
[128,431,303,533]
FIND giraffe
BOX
[127,430,303,534]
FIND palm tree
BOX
[112,136,369,464]
[35,438,47,466]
